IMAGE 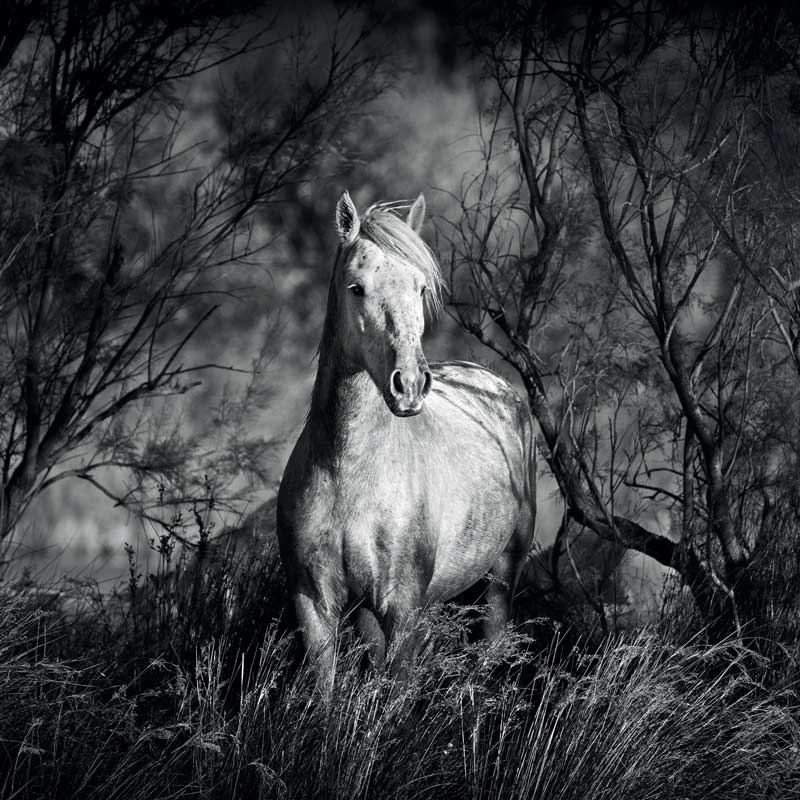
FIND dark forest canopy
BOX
[439,0,800,637]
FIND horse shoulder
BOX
[277,429,337,561]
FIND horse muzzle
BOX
[387,362,432,416]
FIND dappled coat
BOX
[277,192,536,690]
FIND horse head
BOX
[333,191,441,417]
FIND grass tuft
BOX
[0,539,799,799]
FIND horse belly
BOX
[341,475,521,608]
[425,498,520,602]
[420,428,527,601]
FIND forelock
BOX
[358,206,444,316]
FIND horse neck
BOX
[308,272,391,455]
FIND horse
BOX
[277,191,537,692]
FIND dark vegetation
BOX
[2,516,799,799]
[2,1,800,797]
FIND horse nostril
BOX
[391,370,404,396]
[421,370,432,398]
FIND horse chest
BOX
[337,484,434,608]
[328,444,512,607]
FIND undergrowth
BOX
[1,522,799,799]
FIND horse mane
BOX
[359,201,444,317]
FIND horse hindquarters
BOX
[484,428,537,640]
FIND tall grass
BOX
[1,532,799,799]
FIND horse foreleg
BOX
[293,592,339,700]
[354,606,386,671]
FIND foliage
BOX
[2,483,798,799]
[0,563,798,799]
[441,0,800,639]
[0,0,384,541]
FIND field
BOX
[1,536,798,800]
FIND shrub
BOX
[1,578,798,799]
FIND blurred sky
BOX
[7,1,664,607]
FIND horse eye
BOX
[420,286,427,297]
[349,283,365,297]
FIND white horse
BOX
[277,192,536,690]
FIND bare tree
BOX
[0,0,383,540]
[444,0,800,637]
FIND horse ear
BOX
[406,193,426,233]
[335,191,360,246]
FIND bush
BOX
[1,564,799,800]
